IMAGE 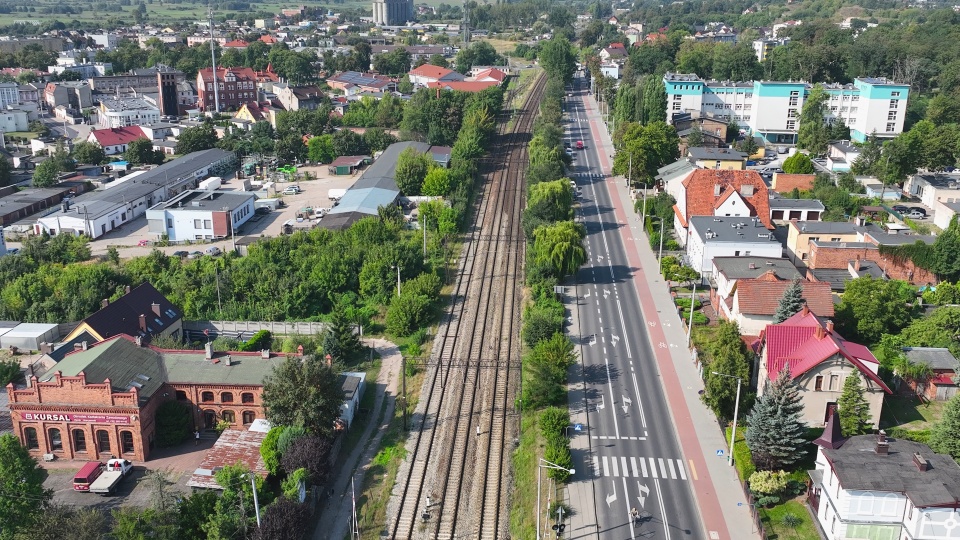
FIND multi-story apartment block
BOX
[97,97,161,128]
[196,67,258,112]
[663,73,910,144]
[752,37,790,62]
[0,82,20,109]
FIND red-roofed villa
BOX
[756,305,890,428]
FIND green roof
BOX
[42,338,166,403]
[161,351,284,386]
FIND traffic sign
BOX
[716,449,725,456]
[574,424,583,432]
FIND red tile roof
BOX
[223,39,249,48]
[681,169,773,229]
[427,80,500,92]
[472,67,507,83]
[773,173,815,192]
[198,67,257,83]
[89,126,147,147]
[763,308,891,392]
[258,35,278,44]
[410,63,455,80]
[735,277,834,317]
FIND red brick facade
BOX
[806,243,936,285]
[170,383,265,431]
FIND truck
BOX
[88,458,134,495]
[73,461,104,492]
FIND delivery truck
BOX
[88,458,134,495]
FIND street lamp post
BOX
[648,216,665,275]
[537,458,575,540]
[390,265,402,296]
[711,371,743,466]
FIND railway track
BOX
[387,72,547,540]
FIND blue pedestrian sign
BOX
[716,449,725,456]
[574,424,583,432]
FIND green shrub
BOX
[539,407,570,442]
[261,426,285,475]
[277,425,308,454]
[238,330,272,352]
[154,400,191,448]
[544,439,573,483]
[691,311,708,325]
[749,470,788,497]
[0,359,21,386]
[727,426,756,480]
[522,362,565,409]
[886,427,931,444]
[674,297,703,310]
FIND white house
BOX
[810,415,960,540]
[97,97,161,129]
[686,216,783,276]
[0,108,28,133]
[904,172,960,222]
[145,190,255,242]
[827,140,860,172]
[87,126,149,156]
[338,371,366,428]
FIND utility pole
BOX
[208,8,220,114]
[401,356,407,430]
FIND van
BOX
[74,461,105,492]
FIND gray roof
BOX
[155,190,254,213]
[790,220,867,235]
[329,187,398,216]
[712,256,801,280]
[339,374,361,400]
[822,435,960,507]
[42,337,166,403]
[909,173,960,189]
[808,240,875,249]
[352,141,431,191]
[810,268,854,291]
[162,350,285,386]
[903,347,959,371]
[316,211,368,231]
[862,231,937,246]
[830,140,858,154]
[687,147,747,161]
[656,158,696,182]
[690,216,779,244]
[768,198,825,211]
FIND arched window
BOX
[23,427,38,449]
[96,430,110,454]
[48,428,62,451]
[241,392,254,403]
[242,411,255,424]
[201,391,214,402]
[880,493,899,516]
[222,410,235,423]
[856,492,875,515]
[120,431,134,454]
[203,410,217,429]
[221,392,234,403]
[175,390,187,400]
[73,429,87,452]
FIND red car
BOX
[137,239,150,247]
[576,141,584,149]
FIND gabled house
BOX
[63,282,183,344]
[408,64,464,88]
[672,169,773,247]
[756,306,890,428]
[809,414,960,540]
[686,216,783,275]
[710,256,802,314]
[827,140,860,172]
[599,42,628,61]
[901,347,959,401]
[276,85,325,111]
[722,271,834,336]
[686,147,747,170]
[87,126,149,156]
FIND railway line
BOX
[387,71,547,539]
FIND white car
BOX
[283,186,301,195]
[204,246,222,256]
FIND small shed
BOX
[328,155,370,176]
[903,347,960,401]
[0,323,60,350]
[338,371,366,428]
[430,146,452,168]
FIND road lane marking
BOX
[648,458,658,479]
[655,478,671,540]
[688,460,698,481]
[667,458,677,479]
[658,458,667,479]
[621,457,629,478]
[630,457,639,478]
[677,460,687,480]
[593,457,599,477]
[602,456,609,477]
[639,458,647,477]
[611,457,619,477]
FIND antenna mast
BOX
[462,2,470,45]
[208,7,220,113]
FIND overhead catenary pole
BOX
[208,8,220,114]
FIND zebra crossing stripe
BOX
[658,458,667,479]
[667,459,677,480]
[677,460,687,480]
[621,457,629,479]
[602,456,609,477]
[639,458,647,477]
[630,457,639,478]
[648,458,658,479]
[611,457,619,477]
[593,456,688,480]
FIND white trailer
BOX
[198,176,222,191]
[328,188,347,201]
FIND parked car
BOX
[73,461,105,492]
[283,186,299,195]
[172,250,189,258]
[6,248,18,255]
[906,210,927,219]
[204,246,222,256]
[137,239,150,247]
[255,207,271,215]
[891,205,909,214]
[777,145,788,154]
[89,458,134,496]
[187,251,203,259]
[576,140,584,149]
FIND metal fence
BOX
[183,320,328,342]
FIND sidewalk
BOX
[565,94,761,540]
[312,339,401,540]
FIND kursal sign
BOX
[20,412,132,424]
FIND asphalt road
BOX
[565,74,705,540]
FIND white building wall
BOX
[0,110,28,132]
[714,191,752,218]
[99,108,161,129]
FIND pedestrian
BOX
[194,430,200,446]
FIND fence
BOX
[183,320,328,341]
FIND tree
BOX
[176,490,218,540]
[834,277,917,344]
[307,134,335,164]
[531,220,587,278]
[421,167,451,196]
[0,434,52,537]
[929,394,960,459]
[612,122,680,186]
[321,309,362,362]
[685,123,704,147]
[773,278,806,323]
[394,147,433,196]
[736,134,759,157]
[745,368,808,470]
[837,370,872,436]
[782,152,815,174]
[125,137,164,165]
[71,141,105,165]
[31,158,62,187]
[398,75,414,94]
[331,129,369,158]
[154,400,191,447]
[455,41,503,74]
[797,84,830,155]
[202,464,269,540]
[280,435,333,484]
[175,122,218,155]
[538,36,576,83]
[275,134,306,164]
[253,498,311,540]
[702,321,752,420]
[262,355,345,435]
[363,127,398,152]
[933,216,960,282]
[15,504,106,540]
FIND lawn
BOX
[759,500,820,540]
[880,395,945,431]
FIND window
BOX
[889,99,898,109]
[850,107,858,114]
[829,106,837,112]
[204,220,212,229]
[724,104,732,109]
[880,493,899,516]
[734,251,741,256]
[24,427,38,449]
[852,95,859,101]
[222,410,235,423]
[892,91,901,97]
[815,376,824,391]
[120,431,134,454]
[73,429,87,452]
[672,103,681,111]
[242,392,254,403]
[49,428,62,451]
[788,108,797,118]
[745,93,753,98]
[243,411,255,424]
[789,97,799,106]
[96,430,110,454]
[786,120,796,130]
[222,392,234,403]
[735,103,742,110]
[856,492,875,515]
[830,237,841,242]
[167,218,173,228]
[888,111,897,121]
[886,123,896,132]
[744,104,752,110]
[202,391,214,402]
[829,374,839,390]
[194,219,202,228]
[790,90,799,96]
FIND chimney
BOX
[135,335,142,347]
[814,324,826,340]
[205,342,214,359]
[876,438,889,455]
[138,314,146,332]
[82,340,88,350]
[74,343,83,351]
[854,257,861,271]
[877,430,887,444]
[826,320,834,334]
[800,303,809,317]
[101,298,109,309]
[151,302,161,317]
[913,452,930,471]
[125,285,131,294]
[748,263,756,269]
[39,342,53,354]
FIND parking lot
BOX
[6,165,362,260]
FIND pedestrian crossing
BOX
[573,173,606,179]
[593,456,688,481]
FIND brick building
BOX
[7,335,282,462]
[196,67,258,112]
[806,240,937,285]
